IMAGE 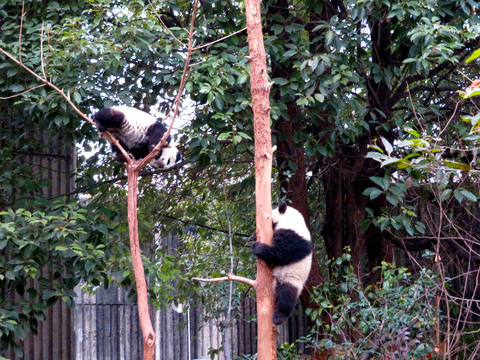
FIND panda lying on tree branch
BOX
[251,203,313,325]
[92,106,181,169]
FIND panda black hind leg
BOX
[273,282,298,325]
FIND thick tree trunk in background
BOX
[321,7,394,282]
[245,0,277,358]
[321,154,393,282]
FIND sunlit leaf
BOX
[465,48,480,64]
[443,160,472,172]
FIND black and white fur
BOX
[92,106,181,169]
[251,203,313,325]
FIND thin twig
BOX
[193,272,256,288]
[193,27,247,51]
[189,59,206,67]
[18,0,25,62]
[406,80,425,133]
[137,0,200,170]
[40,21,47,80]
[438,101,460,139]
[0,84,46,100]
[148,0,184,46]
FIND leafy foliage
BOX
[0,199,117,356]
[304,253,439,359]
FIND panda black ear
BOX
[277,202,287,214]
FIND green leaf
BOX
[366,152,387,162]
[273,77,288,86]
[314,93,325,103]
[459,188,477,202]
[381,157,401,167]
[462,90,480,99]
[454,189,464,202]
[465,48,480,64]
[365,188,383,200]
[380,136,393,155]
[73,92,82,104]
[443,160,472,172]
[440,189,452,202]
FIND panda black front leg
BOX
[251,241,284,266]
[111,143,129,163]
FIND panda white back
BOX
[110,106,157,149]
[272,205,312,297]
[272,205,311,241]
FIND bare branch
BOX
[0,46,132,164]
[0,47,89,123]
[406,81,424,133]
[193,272,256,288]
[0,84,46,100]
[137,0,199,170]
[193,27,247,51]
[40,21,47,80]
[18,0,25,62]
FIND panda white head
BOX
[150,144,182,169]
[272,203,311,241]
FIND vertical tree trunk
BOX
[245,0,277,358]
[127,165,155,360]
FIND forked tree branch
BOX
[125,2,200,359]
[148,0,184,46]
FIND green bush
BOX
[304,253,439,359]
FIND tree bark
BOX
[127,164,155,360]
[245,0,277,358]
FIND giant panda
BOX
[92,106,181,169]
[251,203,313,325]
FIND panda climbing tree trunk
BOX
[245,0,277,359]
